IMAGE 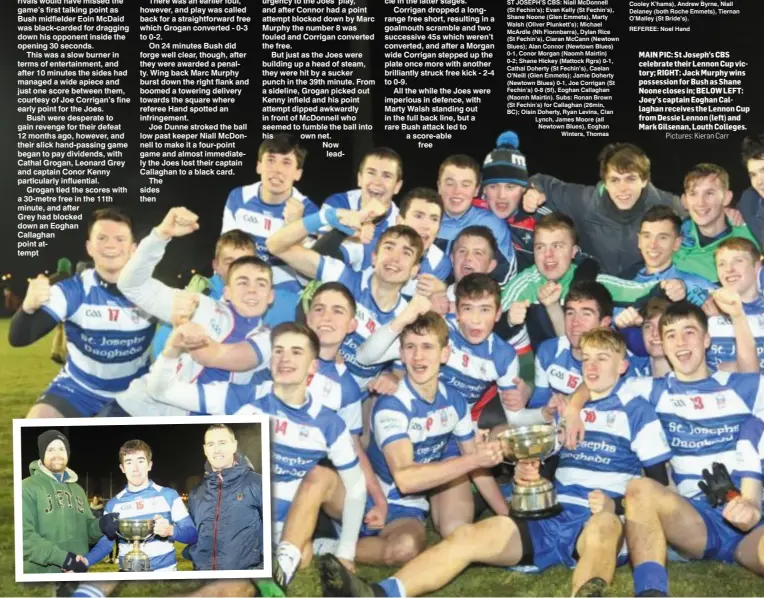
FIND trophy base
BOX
[121,557,152,572]
[510,502,563,520]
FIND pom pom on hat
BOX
[496,131,519,150]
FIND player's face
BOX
[256,151,302,197]
[747,158,764,199]
[373,235,420,285]
[603,168,648,210]
[564,299,607,348]
[86,220,135,275]
[483,182,524,219]
[451,236,497,281]
[119,451,152,487]
[642,313,664,358]
[399,199,442,251]
[42,439,68,473]
[684,176,732,229]
[271,332,318,386]
[661,317,711,379]
[581,347,628,394]
[213,245,255,279]
[638,220,681,271]
[307,290,357,348]
[456,293,501,344]
[203,428,238,471]
[534,228,577,280]
[438,165,479,217]
[224,264,274,318]
[401,330,449,386]
[715,248,758,296]
[357,156,402,208]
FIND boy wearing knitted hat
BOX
[473,131,552,272]
[22,430,109,573]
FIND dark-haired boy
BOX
[9,208,156,418]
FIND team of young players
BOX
[11,131,764,596]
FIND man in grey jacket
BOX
[523,142,684,277]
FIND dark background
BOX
[2,1,764,291]
[20,421,263,498]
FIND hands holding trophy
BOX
[495,423,564,519]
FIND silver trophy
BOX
[496,424,563,519]
[116,519,155,572]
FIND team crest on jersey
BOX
[715,394,727,410]
[440,410,449,426]
[129,309,141,325]
[299,425,310,439]
[236,492,244,501]
[606,412,617,427]
[136,499,144,510]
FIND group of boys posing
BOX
[10,130,764,597]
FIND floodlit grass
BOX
[3,319,764,596]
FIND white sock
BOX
[312,537,339,556]
[275,541,302,586]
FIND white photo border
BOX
[14,415,273,583]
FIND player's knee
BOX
[625,477,660,509]
[587,512,622,545]
[383,532,425,565]
[449,521,486,547]
[26,404,64,418]
[302,465,337,496]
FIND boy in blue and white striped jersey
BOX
[84,440,197,572]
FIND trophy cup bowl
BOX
[116,519,155,572]
[496,424,563,519]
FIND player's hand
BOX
[562,403,585,449]
[153,514,175,537]
[359,199,388,222]
[712,288,744,319]
[62,552,89,573]
[499,378,531,411]
[367,372,401,395]
[537,281,562,307]
[364,501,387,530]
[348,222,375,245]
[508,300,531,326]
[99,512,120,539]
[660,279,686,302]
[284,197,305,223]
[155,207,200,240]
[170,291,200,327]
[473,434,504,469]
[614,306,644,330]
[725,207,745,227]
[22,274,51,314]
[722,496,762,532]
[698,462,740,507]
[514,458,541,483]
[522,187,546,213]
[416,274,447,298]
[399,294,432,327]
[542,393,569,423]
[429,291,451,315]
[701,296,721,317]
[170,322,210,352]
[335,209,364,234]
[588,489,616,514]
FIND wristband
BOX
[315,207,356,236]
[303,211,327,235]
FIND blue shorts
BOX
[688,497,752,563]
[41,374,111,417]
[357,497,427,538]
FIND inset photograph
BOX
[14,416,271,582]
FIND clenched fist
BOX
[170,291,200,327]
[538,281,562,307]
[22,274,51,314]
[156,207,200,240]
[614,306,644,330]
[283,197,305,223]
[522,187,546,213]
[508,300,531,326]
[660,279,686,302]
[712,288,744,319]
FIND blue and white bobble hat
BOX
[481,131,529,188]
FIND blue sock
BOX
[633,561,668,596]
[376,577,406,597]
[72,584,106,598]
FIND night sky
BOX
[2,3,764,286]
[20,422,263,498]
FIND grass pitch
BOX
[2,319,764,596]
